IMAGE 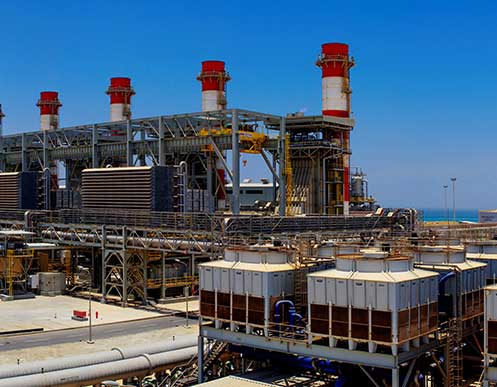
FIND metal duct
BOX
[0,347,197,387]
[0,335,196,379]
[81,166,174,212]
[0,172,38,209]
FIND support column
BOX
[231,109,240,215]
[21,133,28,171]
[100,225,107,303]
[126,120,133,167]
[92,124,99,168]
[198,335,204,383]
[142,252,148,304]
[278,116,286,216]
[42,131,49,170]
[207,155,214,213]
[122,226,128,307]
[158,117,165,166]
[159,252,166,302]
[392,367,400,387]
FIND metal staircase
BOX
[158,341,228,387]
[447,317,463,387]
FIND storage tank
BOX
[465,240,497,284]
[199,245,296,333]
[307,249,439,355]
[412,245,486,326]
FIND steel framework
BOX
[0,109,286,215]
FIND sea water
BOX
[419,208,478,222]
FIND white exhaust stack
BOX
[197,61,231,210]
[36,91,62,131]
[106,77,135,122]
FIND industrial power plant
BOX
[0,41,496,387]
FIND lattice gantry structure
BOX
[0,109,287,215]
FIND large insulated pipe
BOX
[36,91,62,131]
[316,43,354,215]
[0,335,196,379]
[0,347,196,387]
[40,230,216,252]
[106,77,135,122]
[197,61,231,210]
[0,104,4,137]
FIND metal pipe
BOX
[278,116,286,216]
[0,347,197,387]
[0,336,196,380]
[231,109,240,214]
[40,230,215,252]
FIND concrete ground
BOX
[156,299,199,313]
[0,324,198,365]
[0,295,162,333]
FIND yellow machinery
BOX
[0,230,36,298]
[199,127,268,154]
[1,248,35,298]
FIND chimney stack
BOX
[197,61,231,210]
[316,43,354,215]
[36,91,62,131]
[197,61,230,112]
[106,77,135,122]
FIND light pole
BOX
[78,266,94,344]
[443,185,449,225]
[451,177,457,223]
[174,258,190,327]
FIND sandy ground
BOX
[0,325,198,365]
[0,295,162,332]
[156,299,199,313]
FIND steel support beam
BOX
[231,110,240,215]
[21,133,28,171]
[260,150,280,185]
[201,326,398,369]
[126,120,133,166]
[208,138,233,182]
[359,365,381,387]
[278,117,286,216]
[158,116,165,166]
[43,131,49,169]
[92,124,99,168]
[198,335,204,383]
[401,359,416,387]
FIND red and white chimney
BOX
[316,43,354,215]
[197,61,231,210]
[106,77,135,122]
[36,91,62,131]
[197,61,230,112]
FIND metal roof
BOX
[199,260,296,273]
[466,253,497,260]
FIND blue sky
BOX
[1,1,496,209]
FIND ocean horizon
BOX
[418,208,478,222]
